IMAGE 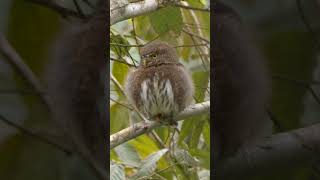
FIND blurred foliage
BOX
[224,0,320,179]
[0,0,101,180]
[110,0,210,179]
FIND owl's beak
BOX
[142,57,152,66]
[143,58,147,66]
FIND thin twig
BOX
[308,86,320,106]
[110,57,135,67]
[26,0,84,19]
[174,43,208,48]
[132,18,140,67]
[182,29,210,44]
[272,74,320,86]
[136,163,177,180]
[110,43,143,48]
[73,0,86,18]
[110,97,134,110]
[0,89,38,95]
[82,0,95,9]
[0,34,52,112]
[173,3,210,12]
[0,114,72,154]
[296,0,320,49]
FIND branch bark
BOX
[110,101,210,149]
[215,123,320,179]
[111,0,172,25]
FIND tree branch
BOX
[215,123,320,179]
[173,3,210,12]
[0,114,72,154]
[111,0,172,25]
[110,101,210,149]
[0,34,52,111]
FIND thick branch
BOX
[111,0,172,25]
[215,123,320,179]
[110,101,210,149]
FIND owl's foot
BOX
[152,114,177,126]
[166,113,177,127]
[168,119,177,127]
[154,114,163,122]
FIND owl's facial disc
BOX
[140,41,178,67]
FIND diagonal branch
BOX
[215,123,320,179]
[0,34,52,111]
[110,101,210,149]
[0,114,72,154]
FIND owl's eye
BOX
[151,54,157,58]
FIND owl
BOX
[125,41,194,124]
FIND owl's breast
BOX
[139,72,178,119]
[125,64,194,121]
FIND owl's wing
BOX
[177,65,194,108]
[124,69,143,109]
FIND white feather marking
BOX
[139,76,176,119]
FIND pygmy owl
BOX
[125,41,194,124]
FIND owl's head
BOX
[140,41,178,67]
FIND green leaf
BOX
[110,162,126,180]
[110,103,130,133]
[192,71,209,102]
[202,120,210,147]
[178,70,209,146]
[128,135,159,157]
[134,16,156,41]
[110,149,120,161]
[180,35,193,62]
[112,58,129,83]
[114,143,141,167]
[178,118,196,145]
[149,6,183,35]
[189,117,205,149]
[129,135,169,171]
[198,169,210,180]
[112,58,129,93]
[174,149,199,167]
[190,149,210,169]
[130,148,168,179]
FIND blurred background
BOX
[222,0,320,179]
[0,0,103,179]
